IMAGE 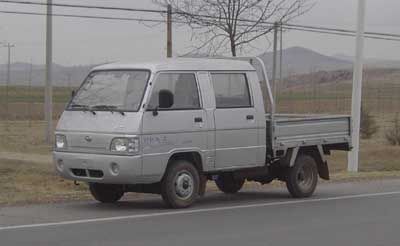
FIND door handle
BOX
[246,115,254,120]
[194,117,203,123]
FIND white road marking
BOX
[1,190,400,231]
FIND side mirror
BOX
[151,90,174,117]
[71,90,76,98]
[158,89,174,109]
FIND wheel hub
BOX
[175,172,194,199]
[297,164,315,192]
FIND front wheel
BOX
[285,154,318,198]
[89,183,124,203]
[161,160,200,209]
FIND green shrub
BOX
[385,113,400,146]
[360,107,379,139]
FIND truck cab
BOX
[54,58,351,208]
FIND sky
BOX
[0,0,400,65]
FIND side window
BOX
[148,73,201,110]
[211,73,252,108]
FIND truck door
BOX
[141,72,207,178]
[211,73,259,169]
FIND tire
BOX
[161,159,200,209]
[215,173,245,194]
[89,183,124,203]
[285,154,318,198]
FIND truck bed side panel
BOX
[266,115,351,151]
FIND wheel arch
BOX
[282,145,330,180]
[166,151,204,173]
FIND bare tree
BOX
[154,0,314,56]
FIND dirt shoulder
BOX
[1,150,400,207]
[0,151,52,164]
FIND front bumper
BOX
[53,151,143,184]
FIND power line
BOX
[1,9,400,42]
[284,27,400,42]
[283,23,400,39]
[0,10,169,23]
[2,0,400,40]
[188,13,400,39]
[0,0,166,13]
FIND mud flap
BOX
[198,174,207,196]
[317,160,330,180]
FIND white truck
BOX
[53,58,351,208]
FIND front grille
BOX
[88,169,104,178]
[71,168,87,177]
[71,168,104,178]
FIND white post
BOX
[271,22,279,101]
[44,0,53,144]
[348,0,366,172]
[3,43,14,129]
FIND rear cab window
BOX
[211,73,252,108]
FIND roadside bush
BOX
[360,107,379,139]
[385,113,400,146]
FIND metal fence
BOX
[275,70,400,141]
[1,42,400,172]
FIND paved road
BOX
[1,179,400,246]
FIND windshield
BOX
[68,70,150,112]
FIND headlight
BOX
[55,134,67,149]
[110,137,139,154]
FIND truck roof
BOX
[91,58,256,73]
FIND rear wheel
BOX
[161,160,200,209]
[285,154,318,198]
[89,183,124,203]
[215,173,245,194]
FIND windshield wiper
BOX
[70,104,96,115]
[70,104,89,110]
[91,105,117,111]
[91,105,125,116]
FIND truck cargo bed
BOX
[266,114,352,152]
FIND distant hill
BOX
[281,68,400,89]
[333,54,400,69]
[259,46,353,77]
[2,46,400,86]
[0,63,96,87]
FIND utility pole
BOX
[28,59,33,127]
[66,71,72,89]
[44,0,53,144]
[279,22,283,83]
[271,22,279,101]
[4,43,15,86]
[348,0,366,172]
[3,42,15,129]
[167,4,172,58]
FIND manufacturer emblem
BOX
[84,136,92,142]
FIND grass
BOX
[326,141,400,172]
[0,86,71,120]
[0,121,52,154]
[0,121,399,205]
[1,156,400,205]
[0,158,90,205]
[0,86,73,103]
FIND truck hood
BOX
[56,110,142,134]
[55,111,143,154]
